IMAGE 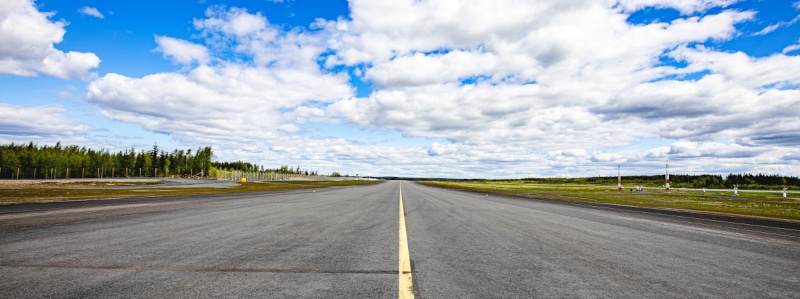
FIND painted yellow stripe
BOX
[398,183,414,299]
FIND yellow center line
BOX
[398,183,414,298]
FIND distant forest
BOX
[523,174,800,189]
[0,142,321,180]
[0,142,213,179]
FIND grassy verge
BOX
[421,181,800,221]
[0,180,379,205]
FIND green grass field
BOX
[422,180,800,221]
[0,180,379,205]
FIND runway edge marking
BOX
[398,183,414,299]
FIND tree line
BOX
[523,173,799,189]
[211,161,320,176]
[0,142,212,179]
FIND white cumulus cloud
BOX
[87,7,352,150]
[753,14,800,36]
[155,36,210,65]
[783,39,800,54]
[80,1,800,177]
[0,103,91,138]
[613,0,738,14]
[0,0,100,80]
[78,6,104,19]
[323,0,767,150]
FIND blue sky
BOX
[1,0,799,178]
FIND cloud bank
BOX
[87,7,353,151]
[0,103,91,139]
[86,1,800,177]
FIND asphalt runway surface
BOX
[1,181,798,298]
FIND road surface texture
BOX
[1,181,798,298]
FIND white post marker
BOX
[665,159,670,193]
[783,187,788,199]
